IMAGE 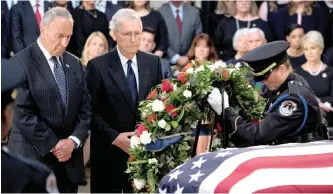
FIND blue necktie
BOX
[51,56,67,107]
[126,60,138,107]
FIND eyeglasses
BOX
[119,31,142,40]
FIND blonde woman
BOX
[213,0,272,61]
[274,1,327,40]
[81,32,108,169]
[81,31,109,67]
[295,31,333,125]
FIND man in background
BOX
[139,27,173,79]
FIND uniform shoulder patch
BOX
[279,100,297,116]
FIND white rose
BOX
[214,60,226,68]
[228,68,235,74]
[195,65,205,73]
[140,131,152,145]
[158,119,167,129]
[235,62,242,70]
[173,84,178,91]
[133,179,146,190]
[148,158,158,165]
[212,138,221,147]
[186,67,194,74]
[152,99,165,112]
[183,90,192,98]
[130,135,141,148]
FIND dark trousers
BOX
[44,153,78,193]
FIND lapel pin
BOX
[66,64,70,68]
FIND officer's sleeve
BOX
[225,96,304,145]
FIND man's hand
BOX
[52,139,75,162]
[177,56,189,66]
[113,132,134,154]
[207,88,230,115]
[320,102,333,112]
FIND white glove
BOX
[207,88,230,115]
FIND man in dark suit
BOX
[7,7,91,193]
[1,1,10,58]
[1,59,59,193]
[10,0,53,53]
[87,8,163,193]
[158,1,202,67]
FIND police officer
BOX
[1,59,59,193]
[207,41,327,147]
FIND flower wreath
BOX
[126,60,266,193]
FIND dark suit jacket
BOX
[161,57,173,79]
[7,42,91,184]
[86,48,162,192]
[1,1,10,58]
[10,1,53,53]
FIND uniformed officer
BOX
[1,59,59,193]
[207,41,327,147]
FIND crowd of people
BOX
[1,0,333,193]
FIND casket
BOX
[159,141,333,193]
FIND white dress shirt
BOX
[5,0,18,10]
[37,38,81,148]
[116,46,139,90]
[29,0,44,17]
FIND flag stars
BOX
[159,187,167,194]
[191,157,207,169]
[168,170,183,182]
[174,184,184,194]
[189,170,205,183]
[214,151,232,158]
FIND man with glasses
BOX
[207,41,327,147]
[86,8,163,193]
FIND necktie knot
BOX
[176,9,179,13]
[36,3,39,7]
[127,60,133,67]
[51,56,59,68]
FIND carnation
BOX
[130,135,141,148]
[140,131,152,145]
[158,119,167,129]
[183,90,192,98]
[133,179,146,190]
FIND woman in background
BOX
[295,31,333,126]
[214,0,272,61]
[274,1,327,40]
[185,33,219,154]
[80,31,109,185]
[129,0,168,57]
[286,24,306,68]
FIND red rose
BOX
[222,71,229,80]
[146,113,158,124]
[146,89,157,100]
[216,122,222,133]
[161,80,173,93]
[253,119,259,125]
[165,104,178,118]
[137,124,147,137]
[177,73,187,84]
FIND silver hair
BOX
[302,30,325,49]
[41,7,73,26]
[248,28,266,41]
[232,28,250,50]
[109,8,142,31]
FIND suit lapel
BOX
[181,5,189,43]
[106,49,136,113]
[165,4,180,43]
[31,43,65,111]
[137,52,150,102]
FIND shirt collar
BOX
[169,2,183,15]
[116,46,137,68]
[29,0,42,8]
[37,38,53,61]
